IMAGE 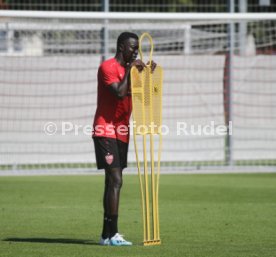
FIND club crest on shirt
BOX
[105,153,114,165]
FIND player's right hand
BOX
[130,59,146,72]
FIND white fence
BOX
[0,11,276,170]
[1,55,275,167]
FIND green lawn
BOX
[0,173,276,257]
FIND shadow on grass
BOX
[3,237,98,245]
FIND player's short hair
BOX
[117,32,139,51]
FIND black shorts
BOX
[93,137,129,170]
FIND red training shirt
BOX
[92,58,132,143]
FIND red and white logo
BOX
[105,154,114,165]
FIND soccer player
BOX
[92,32,156,246]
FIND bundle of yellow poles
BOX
[130,33,163,246]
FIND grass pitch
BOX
[0,173,276,257]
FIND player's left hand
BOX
[147,60,157,73]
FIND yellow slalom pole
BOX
[156,66,163,241]
[148,56,157,241]
[133,131,146,242]
[156,133,162,240]
[150,132,157,240]
[143,133,150,242]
